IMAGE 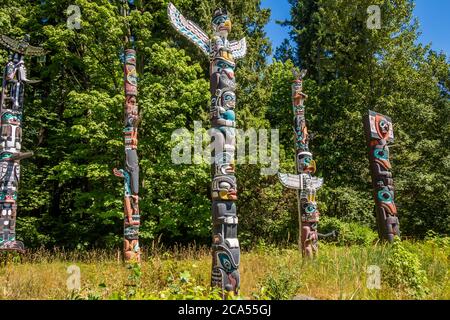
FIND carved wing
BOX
[306,176,323,190]
[300,69,307,79]
[229,38,247,59]
[167,2,210,56]
[0,35,20,51]
[278,172,323,190]
[23,45,46,57]
[278,172,301,190]
[292,68,307,80]
[0,35,46,56]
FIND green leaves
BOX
[2,0,447,251]
[278,0,450,237]
[384,238,429,298]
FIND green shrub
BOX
[424,230,450,248]
[319,216,378,246]
[258,269,301,300]
[383,238,429,298]
[109,271,224,300]
[15,217,53,248]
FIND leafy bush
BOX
[258,269,301,300]
[319,187,376,226]
[319,216,378,246]
[424,230,450,248]
[383,239,429,298]
[109,271,223,300]
[15,217,53,248]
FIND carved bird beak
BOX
[224,20,231,30]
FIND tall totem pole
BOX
[0,34,45,252]
[364,111,400,242]
[278,69,323,257]
[168,3,246,295]
[113,0,141,263]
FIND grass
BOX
[0,239,448,300]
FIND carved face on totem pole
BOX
[373,144,391,170]
[125,96,138,127]
[221,90,236,111]
[211,88,236,128]
[302,200,320,222]
[292,80,303,106]
[210,59,236,94]
[376,117,390,139]
[215,152,235,175]
[212,8,231,37]
[364,110,399,241]
[377,186,397,214]
[292,69,307,107]
[297,151,316,174]
[212,175,237,201]
[368,112,394,142]
[220,91,236,124]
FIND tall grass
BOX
[0,240,448,300]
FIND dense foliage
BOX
[0,0,447,250]
[276,0,450,236]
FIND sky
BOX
[261,0,450,58]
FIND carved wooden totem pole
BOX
[364,111,400,242]
[113,0,141,263]
[278,69,323,257]
[0,35,44,252]
[168,3,246,295]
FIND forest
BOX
[0,0,448,300]
[1,0,446,248]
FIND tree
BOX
[2,0,280,248]
[276,0,449,236]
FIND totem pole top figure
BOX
[0,34,46,57]
[292,68,307,83]
[291,68,308,118]
[0,35,45,88]
[167,3,247,62]
[366,110,394,143]
[0,34,45,253]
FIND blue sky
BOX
[261,0,450,58]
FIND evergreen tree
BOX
[276,0,449,236]
[1,0,279,248]
[0,0,446,250]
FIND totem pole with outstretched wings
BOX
[278,69,323,258]
[168,3,246,296]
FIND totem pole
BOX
[0,34,45,252]
[278,69,323,257]
[113,0,140,263]
[168,3,246,295]
[364,110,400,242]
